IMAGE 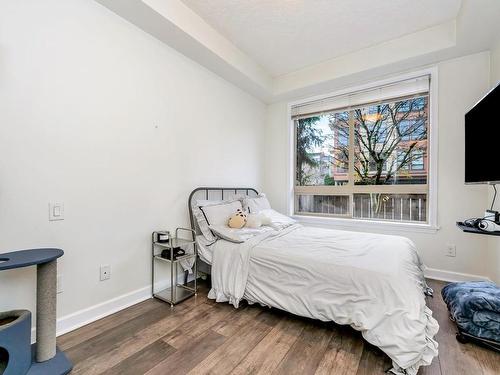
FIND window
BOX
[398,97,425,111]
[398,149,425,171]
[399,119,426,141]
[411,150,425,170]
[292,75,431,224]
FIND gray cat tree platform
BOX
[0,248,72,375]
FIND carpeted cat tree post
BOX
[36,259,57,362]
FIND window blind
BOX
[291,75,430,119]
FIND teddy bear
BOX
[228,208,247,229]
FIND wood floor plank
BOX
[163,302,236,349]
[101,339,176,375]
[145,329,227,375]
[313,335,343,375]
[211,303,262,337]
[66,303,174,364]
[355,343,392,375]
[70,302,213,374]
[59,283,209,351]
[472,344,500,375]
[314,326,364,375]
[272,320,334,375]
[230,315,305,375]
[58,299,164,351]
[188,309,281,375]
[62,279,499,375]
[419,354,442,375]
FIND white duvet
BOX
[208,224,439,375]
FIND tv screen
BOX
[465,82,500,184]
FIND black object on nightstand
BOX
[156,231,171,243]
[160,247,185,260]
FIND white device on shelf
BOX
[477,219,500,232]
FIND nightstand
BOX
[151,228,197,306]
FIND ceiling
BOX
[181,0,462,77]
[98,0,500,102]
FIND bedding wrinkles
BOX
[208,224,439,375]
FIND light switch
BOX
[49,203,64,221]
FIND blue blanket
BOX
[441,281,500,342]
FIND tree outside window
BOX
[294,93,429,222]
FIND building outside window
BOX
[292,75,431,224]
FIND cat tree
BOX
[0,248,72,375]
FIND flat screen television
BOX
[465,82,500,184]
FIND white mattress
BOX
[207,224,438,375]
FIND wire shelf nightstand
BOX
[151,228,197,306]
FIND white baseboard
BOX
[31,285,152,342]
[56,285,152,337]
[425,267,492,283]
[30,272,197,342]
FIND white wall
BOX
[490,38,500,84]
[0,0,265,327]
[264,51,498,282]
[487,38,500,282]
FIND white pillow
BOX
[260,214,272,226]
[193,199,243,242]
[199,200,243,227]
[260,209,296,230]
[192,205,217,242]
[246,213,262,228]
[243,193,271,214]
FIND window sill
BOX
[292,215,440,234]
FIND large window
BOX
[293,75,431,224]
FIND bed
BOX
[188,187,439,375]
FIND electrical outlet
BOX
[100,265,111,281]
[57,274,63,294]
[445,244,456,257]
[49,202,64,221]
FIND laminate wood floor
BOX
[59,279,499,375]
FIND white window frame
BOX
[286,67,439,233]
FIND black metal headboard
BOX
[188,187,259,238]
